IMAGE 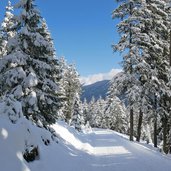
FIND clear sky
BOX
[0,0,122,77]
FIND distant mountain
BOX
[81,80,110,102]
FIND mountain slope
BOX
[81,80,109,102]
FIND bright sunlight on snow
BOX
[1,128,8,139]
[1,119,171,171]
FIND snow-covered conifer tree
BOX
[71,93,85,131]
[39,18,56,57]
[93,96,106,128]
[57,57,70,120]
[86,96,96,127]
[82,98,89,123]
[0,34,4,58]
[134,0,171,149]
[105,82,127,133]
[82,97,107,128]
[112,0,171,149]
[112,0,141,141]
[0,1,15,56]
[0,0,62,125]
[63,64,81,123]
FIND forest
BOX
[0,0,171,170]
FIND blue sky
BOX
[0,0,122,77]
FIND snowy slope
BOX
[1,118,171,171]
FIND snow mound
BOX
[0,116,56,171]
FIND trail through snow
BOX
[52,122,171,171]
[1,119,171,171]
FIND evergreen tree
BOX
[0,1,15,56]
[135,0,171,150]
[105,88,127,133]
[94,96,106,128]
[0,0,62,125]
[112,0,141,140]
[112,0,171,150]
[0,30,5,58]
[71,93,85,131]
[82,98,89,124]
[39,18,56,57]
[63,64,81,123]
[86,96,96,127]
[58,57,70,120]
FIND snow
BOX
[1,117,171,171]
[23,72,38,88]
[13,85,24,99]
[0,96,23,123]
[5,67,26,86]
[28,91,37,106]
[15,0,27,8]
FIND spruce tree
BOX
[94,96,106,128]
[82,98,89,124]
[0,1,15,57]
[71,93,85,131]
[112,0,171,150]
[112,0,141,141]
[105,88,127,133]
[0,0,62,125]
[58,57,70,120]
[135,0,171,149]
[86,96,96,127]
[63,64,81,123]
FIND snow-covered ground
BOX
[1,118,171,171]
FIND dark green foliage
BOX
[23,146,39,162]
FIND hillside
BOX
[1,117,171,171]
[81,80,109,102]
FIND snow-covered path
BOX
[1,119,171,171]
[84,130,171,171]
[52,122,171,171]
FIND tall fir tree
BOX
[71,93,85,131]
[112,0,141,141]
[135,0,171,150]
[82,98,89,124]
[63,64,82,123]
[0,0,62,125]
[0,1,16,57]
[86,96,96,127]
[94,96,106,128]
[105,78,128,133]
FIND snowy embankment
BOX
[1,117,171,171]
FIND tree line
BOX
[83,0,171,154]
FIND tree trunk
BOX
[136,109,143,142]
[153,94,158,148]
[170,30,171,66]
[129,1,134,142]
[154,116,157,148]
[130,108,134,141]
[163,116,168,154]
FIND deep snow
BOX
[0,118,171,171]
